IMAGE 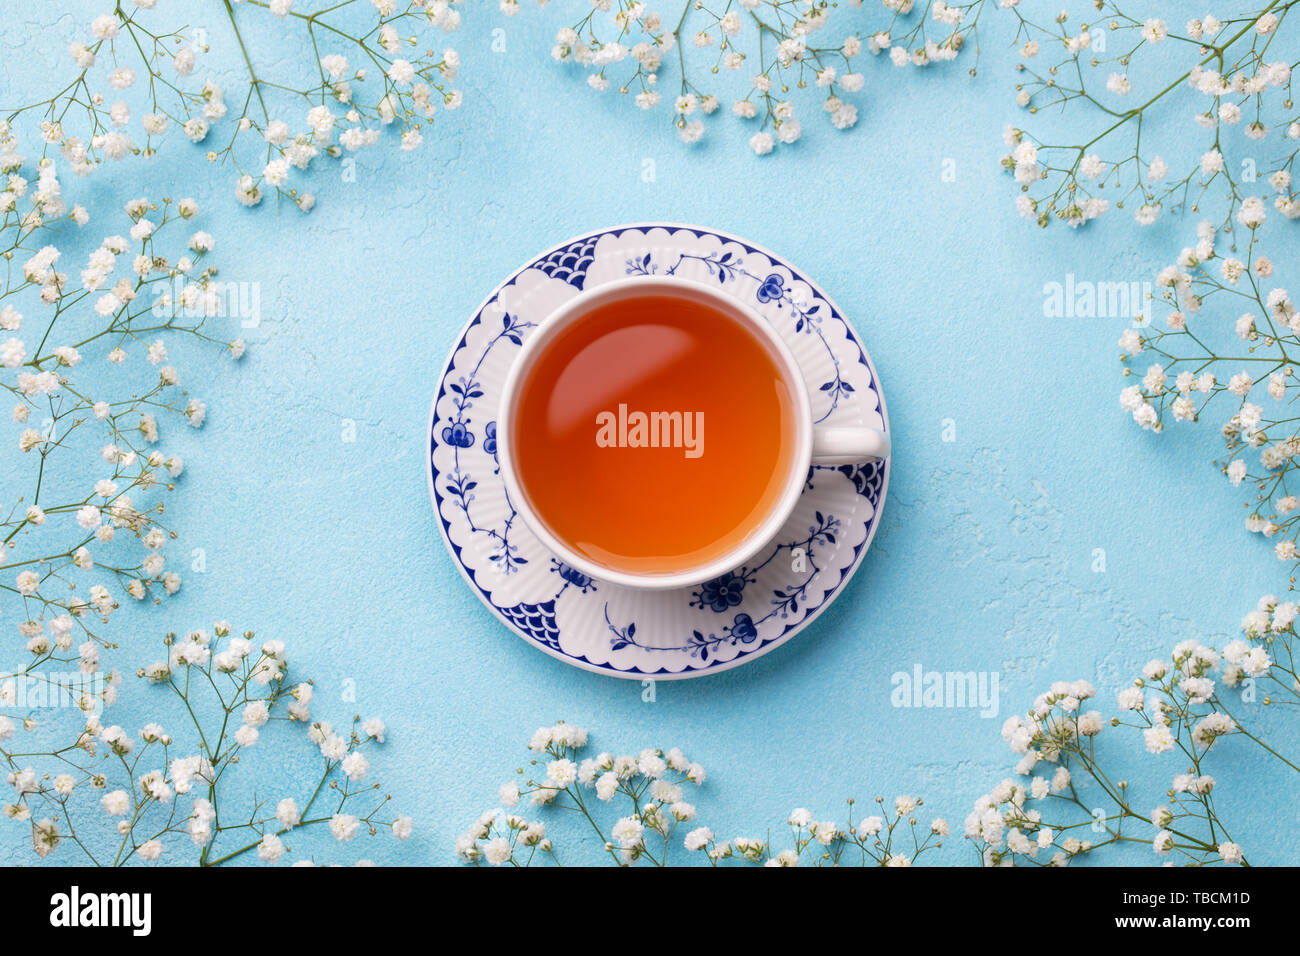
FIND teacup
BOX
[497,275,889,590]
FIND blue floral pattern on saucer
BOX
[427,224,890,679]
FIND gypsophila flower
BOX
[545,0,983,153]
[457,723,943,867]
[9,3,467,212]
[1006,3,1300,234]
[0,612,398,863]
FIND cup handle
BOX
[811,426,890,466]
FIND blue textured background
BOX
[2,2,1297,865]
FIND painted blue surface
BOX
[1,3,1297,865]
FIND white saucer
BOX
[427,224,890,679]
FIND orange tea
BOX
[510,294,798,578]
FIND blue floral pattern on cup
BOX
[694,571,747,612]
[756,273,785,303]
[441,421,474,448]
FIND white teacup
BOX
[497,276,890,590]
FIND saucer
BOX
[427,224,890,679]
